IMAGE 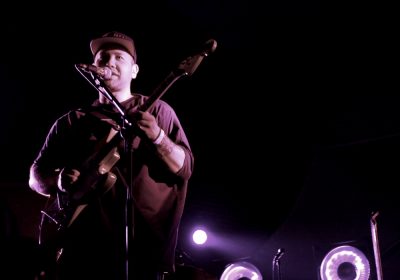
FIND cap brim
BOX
[90,37,136,60]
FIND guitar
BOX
[38,39,217,262]
[39,127,120,233]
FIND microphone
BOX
[76,64,112,79]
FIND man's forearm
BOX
[155,135,186,173]
[29,163,58,197]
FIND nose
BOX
[105,56,117,68]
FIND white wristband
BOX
[153,129,165,145]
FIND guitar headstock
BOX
[137,39,217,113]
[176,39,217,77]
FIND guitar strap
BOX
[86,109,121,130]
[79,107,125,159]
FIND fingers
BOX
[134,111,154,125]
[134,111,160,140]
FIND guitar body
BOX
[38,146,120,265]
[37,176,117,279]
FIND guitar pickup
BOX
[98,147,120,175]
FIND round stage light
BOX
[192,229,208,245]
[320,245,370,280]
[220,261,263,280]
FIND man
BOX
[29,31,194,280]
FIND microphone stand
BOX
[370,211,384,280]
[272,248,285,280]
[75,65,135,280]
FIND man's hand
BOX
[57,167,80,193]
[133,111,161,141]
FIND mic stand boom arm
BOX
[75,65,131,127]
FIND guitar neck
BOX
[139,70,187,112]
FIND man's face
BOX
[93,46,138,92]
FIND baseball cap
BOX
[90,31,137,61]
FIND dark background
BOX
[2,2,400,280]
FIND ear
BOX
[131,63,139,79]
